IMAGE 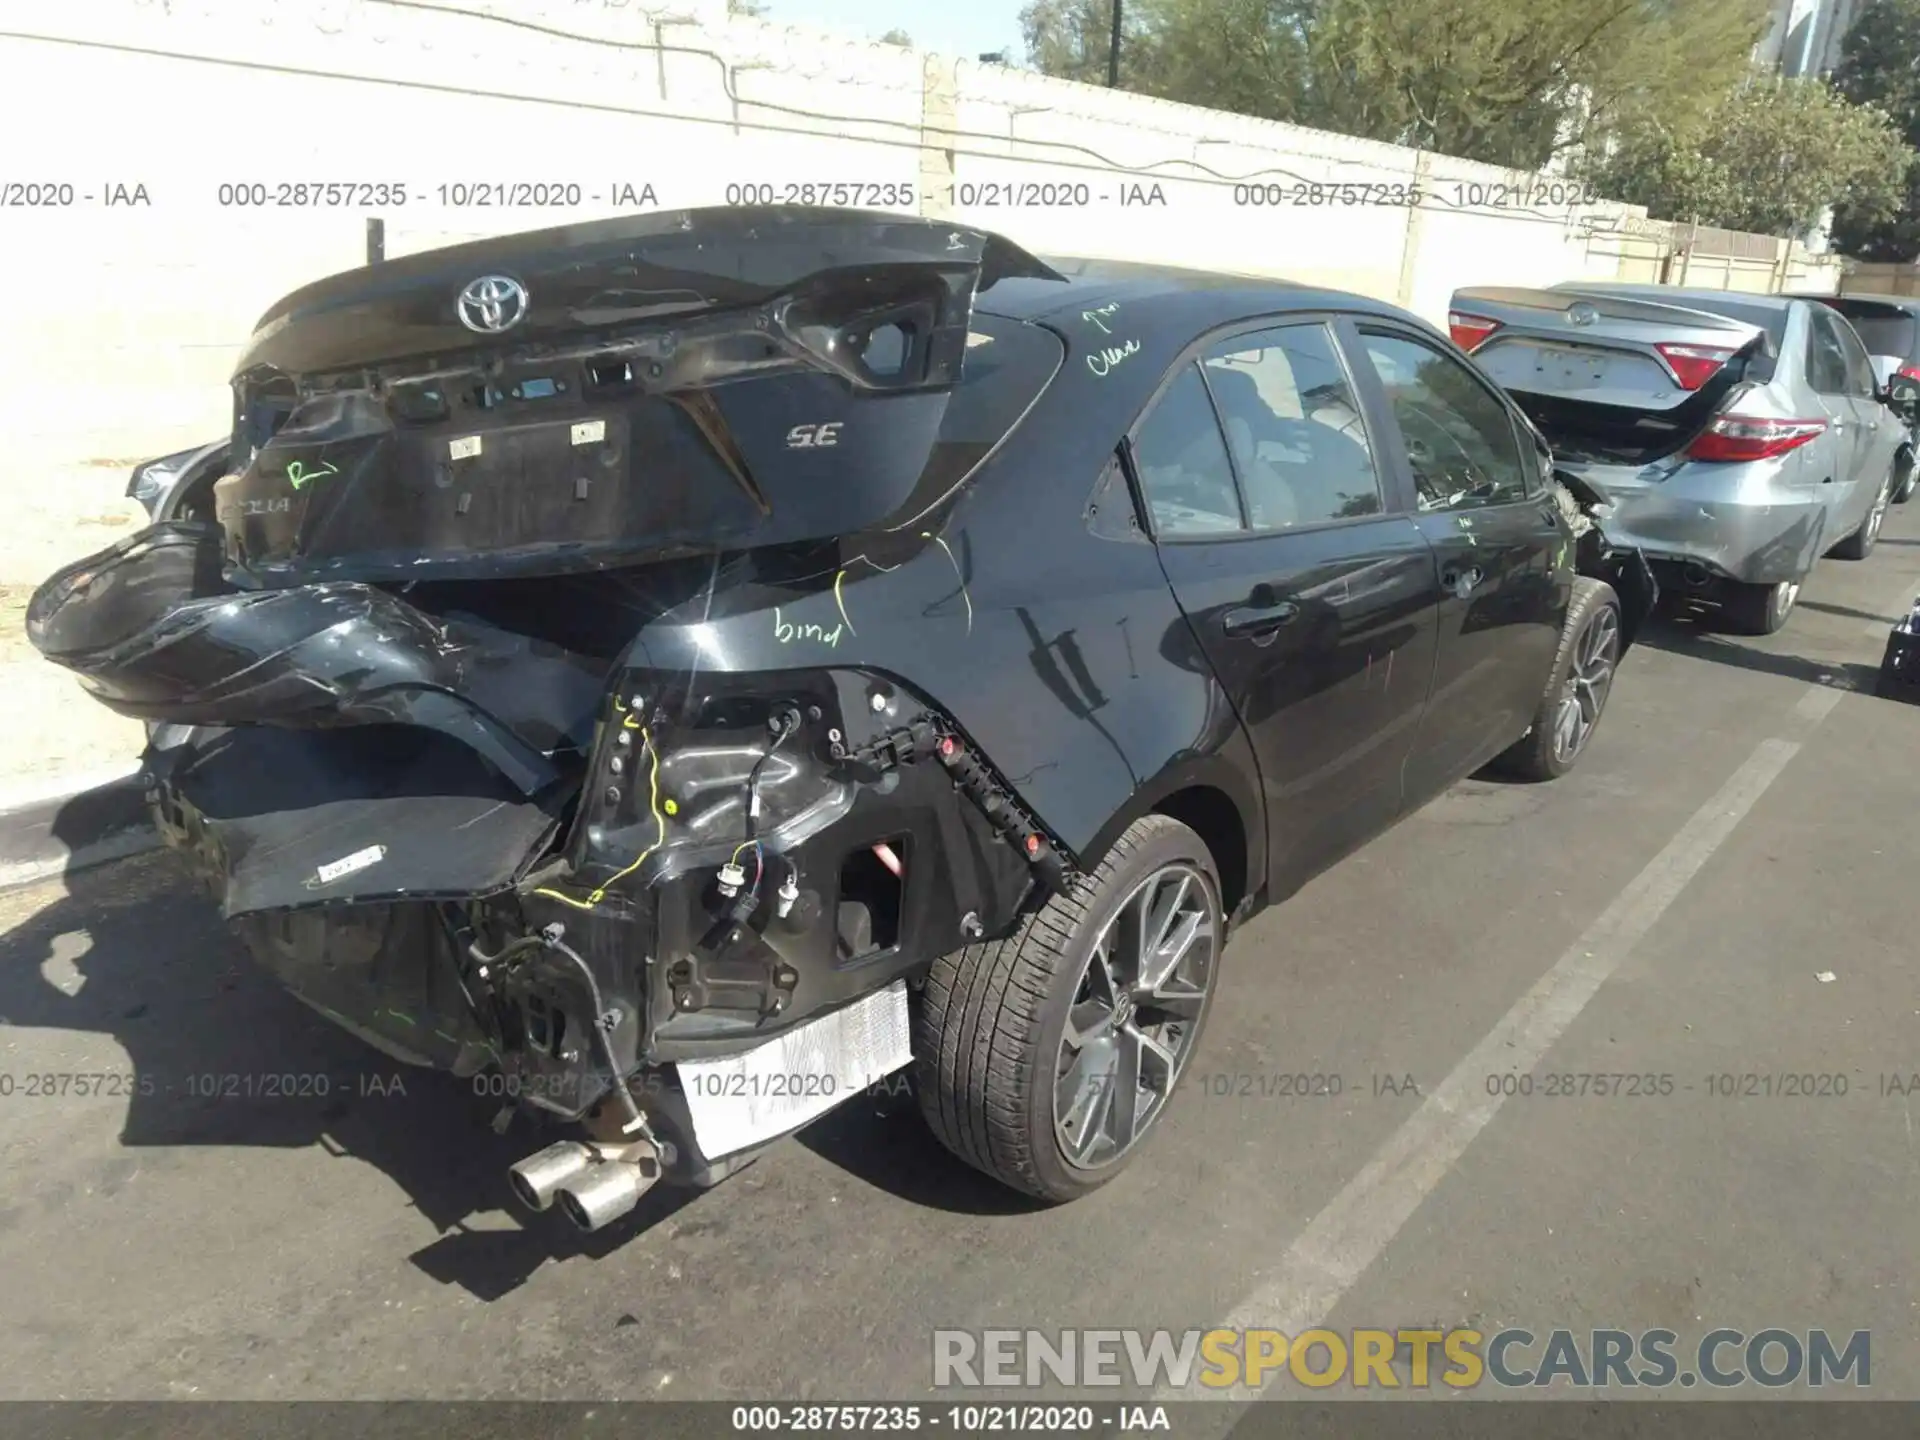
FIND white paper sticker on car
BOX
[449,435,483,460]
[308,844,387,888]
[677,980,912,1159]
[570,419,606,446]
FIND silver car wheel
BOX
[1552,603,1619,763]
[1869,475,1891,544]
[1053,862,1218,1172]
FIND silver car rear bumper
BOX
[1563,461,1824,587]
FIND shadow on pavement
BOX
[1795,598,1910,626]
[1636,605,1885,694]
[791,1078,1046,1218]
[0,850,705,1302]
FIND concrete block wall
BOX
[0,0,1831,492]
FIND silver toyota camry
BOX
[1449,283,1912,634]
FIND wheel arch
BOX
[1072,754,1264,924]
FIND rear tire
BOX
[1724,577,1801,635]
[1491,577,1621,783]
[914,814,1223,1203]
[1833,464,1893,560]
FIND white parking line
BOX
[1162,681,1853,1409]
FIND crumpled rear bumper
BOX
[28,521,1054,1149]
[1560,459,1824,586]
[29,520,609,798]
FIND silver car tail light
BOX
[1652,343,1736,391]
[1685,414,1827,463]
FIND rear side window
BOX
[1130,365,1244,537]
[1828,309,1918,360]
[1829,316,1879,399]
[1200,324,1383,528]
[1358,331,1530,509]
[1805,310,1854,396]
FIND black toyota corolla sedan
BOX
[29,208,1653,1230]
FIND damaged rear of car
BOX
[1449,283,1908,634]
[33,210,1651,1232]
[35,207,1090,1225]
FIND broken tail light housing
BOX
[1448,312,1500,353]
[1685,414,1827,463]
[1653,343,1735,391]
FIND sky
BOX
[760,0,1034,61]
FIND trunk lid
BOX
[1450,285,1775,465]
[220,207,1066,587]
[238,205,1058,378]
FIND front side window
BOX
[1129,364,1244,537]
[1358,331,1529,510]
[1201,324,1383,529]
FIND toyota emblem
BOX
[456,275,529,334]
[1566,302,1599,327]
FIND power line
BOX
[7,7,1697,240]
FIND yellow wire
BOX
[531,721,666,912]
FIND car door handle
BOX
[1442,566,1484,598]
[1222,600,1300,638]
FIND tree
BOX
[1576,77,1909,237]
[728,0,768,15]
[1019,0,1148,87]
[1831,0,1920,260]
[877,28,913,46]
[1020,0,1773,173]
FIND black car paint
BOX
[36,208,1649,1183]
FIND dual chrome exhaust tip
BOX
[508,1138,665,1233]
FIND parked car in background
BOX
[31,209,1653,1229]
[1448,283,1914,634]
[1786,291,1920,504]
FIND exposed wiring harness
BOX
[743,706,801,835]
[532,699,667,912]
[464,922,647,1133]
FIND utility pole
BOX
[1106,0,1122,86]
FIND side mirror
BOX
[1884,376,1920,420]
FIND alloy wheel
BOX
[1552,603,1619,763]
[1053,863,1219,1171]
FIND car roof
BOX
[977,256,1420,328]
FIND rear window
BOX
[715,310,1066,524]
[1830,310,1919,360]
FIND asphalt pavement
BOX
[2,508,1919,1408]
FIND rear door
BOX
[1130,317,1441,894]
[1347,324,1566,806]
